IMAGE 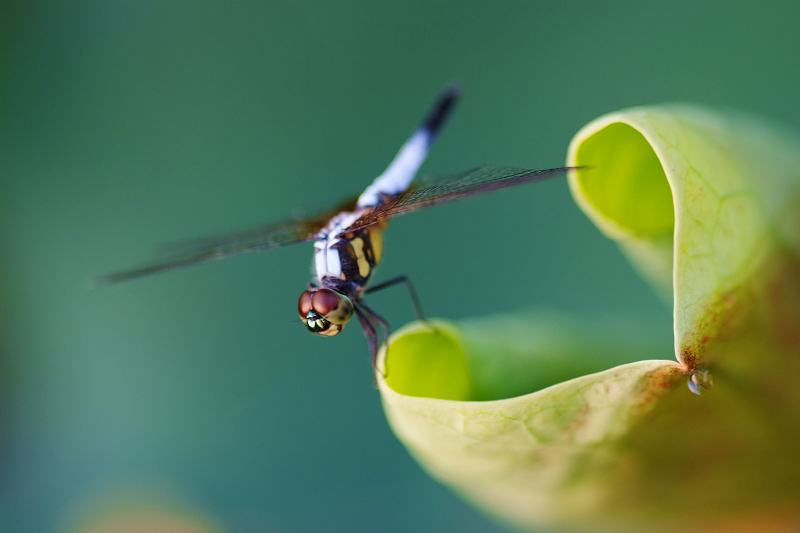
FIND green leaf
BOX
[378,105,800,532]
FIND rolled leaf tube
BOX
[379,105,800,532]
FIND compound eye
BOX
[298,290,313,318]
[299,288,353,336]
[311,288,341,315]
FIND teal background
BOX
[1,1,798,531]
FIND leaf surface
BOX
[379,105,800,532]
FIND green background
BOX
[1,1,798,531]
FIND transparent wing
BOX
[346,165,572,231]
[92,166,572,286]
[92,198,358,286]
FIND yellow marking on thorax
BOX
[350,237,371,278]
[368,225,385,264]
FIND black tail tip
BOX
[441,84,462,100]
[423,84,462,134]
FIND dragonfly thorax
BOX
[298,288,354,337]
[313,213,385,293]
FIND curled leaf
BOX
[378,105,800,532]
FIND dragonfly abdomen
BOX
[356,86,460,209]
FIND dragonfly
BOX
[95,87,571,363]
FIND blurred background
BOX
[1,1,799,531]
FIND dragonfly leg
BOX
[359,301,390,338]
[365,275,425,321]
[354,304,380,369]
[355,301,392,377]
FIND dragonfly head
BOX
[298,288,354,337]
